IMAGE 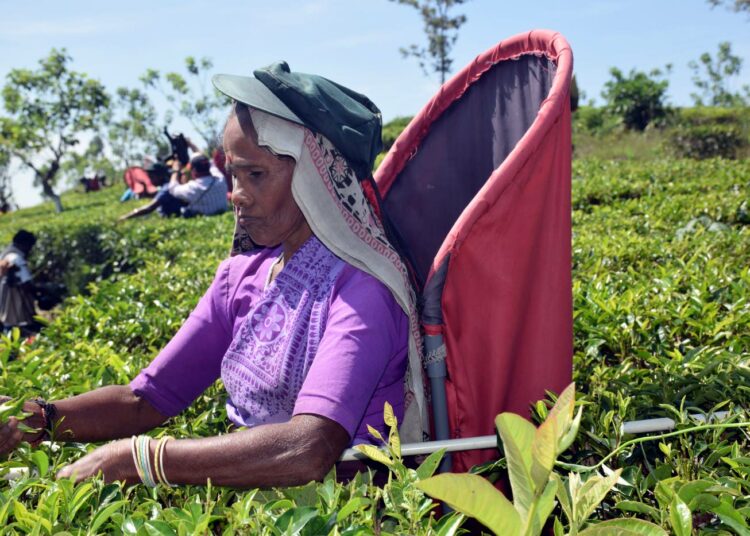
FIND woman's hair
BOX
[12,229,36,250]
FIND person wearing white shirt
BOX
[168,154,228,217]
[0,230,38,332]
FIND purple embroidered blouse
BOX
[130,236,408,444]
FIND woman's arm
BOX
[50,385,168,441]
[56,413,350,488]
[117,200,160,221]
[0,386,168,454]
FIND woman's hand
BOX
[0,396,44,456]
[57,438,138,484]
[0,415,23,457]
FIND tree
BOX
[388,0,470,84]
[140,57,229,152]
[61,134,118,189]
[707,0,750,13]
[0,148,16,213]
[0,49,109,212]
[107,87,163,168]
[601,66,670,131]
[689,42,749,107]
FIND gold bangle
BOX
[131,436,146,484]
[154,436,174,486]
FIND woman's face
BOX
[224,108,309,248]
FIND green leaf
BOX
[388,424,401,458]
[336,497,371,523]
[687,493,720,512]
[416,448,445,480]
[531,417,557,490]
[528,479,558,536]
[654,480,677,510]
[0,398,27,422]
[366,424,384,442]
[495,412,536,517]
[552,473,573,526]
[417,473,521,536]
[553,517,565,536]
[143,520,177,536]
[30,450,48,477]
[615,501,661,522]
[383,402,397,429]
[88,500,128,535]
[578,518,668,536]
[710,501,750,535]
[275,506,319,534]
[435,512,466,536]
[575,470,622,528]
[353,444,393,467]
[558,406,583,454]
[677,479,712,505]
[669,494,692,536]
[545,383,576,446]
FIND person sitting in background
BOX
[167,154,228,217]
[118,162,182,221]
[79,175,103,193]
[0,230,40,335]
[120,164,159,202]
[118,156,228,221]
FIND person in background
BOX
[117,162,186,222]
[167,154,228,217]
[0,230,39,335]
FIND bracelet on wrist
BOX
[31,398,57,444]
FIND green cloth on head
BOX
[253,61,383,181]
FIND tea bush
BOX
[0,156,748,534]
[667,107,750,160]
[668,124,747,160]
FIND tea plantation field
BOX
[0,157,748,534]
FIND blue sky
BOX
[1,0,748,207]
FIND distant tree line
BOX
[0,51,227,212]
[0,1,747,211]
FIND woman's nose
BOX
[231,182,252,209]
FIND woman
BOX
[0,63,426,488]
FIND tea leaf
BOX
[416,448,445,480]
[336,497,371,523]
[0,398,27,423]
[417,473,521,535]
[578,518,668,536]
[669,494,692,536]
[558,406,583,454]
[29,450,48,478]
[546,383,576,444]
[89,500,128,534]
[366,424,384,443]
[615,500,661,522]
[527,479,557,535]
[495,412,536,517]
[383,402,396,429]
[354,444,393,467]
[434,512,466,536]
[531,416,557,490]
[575,470,622,527]
[710,500,750,534]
